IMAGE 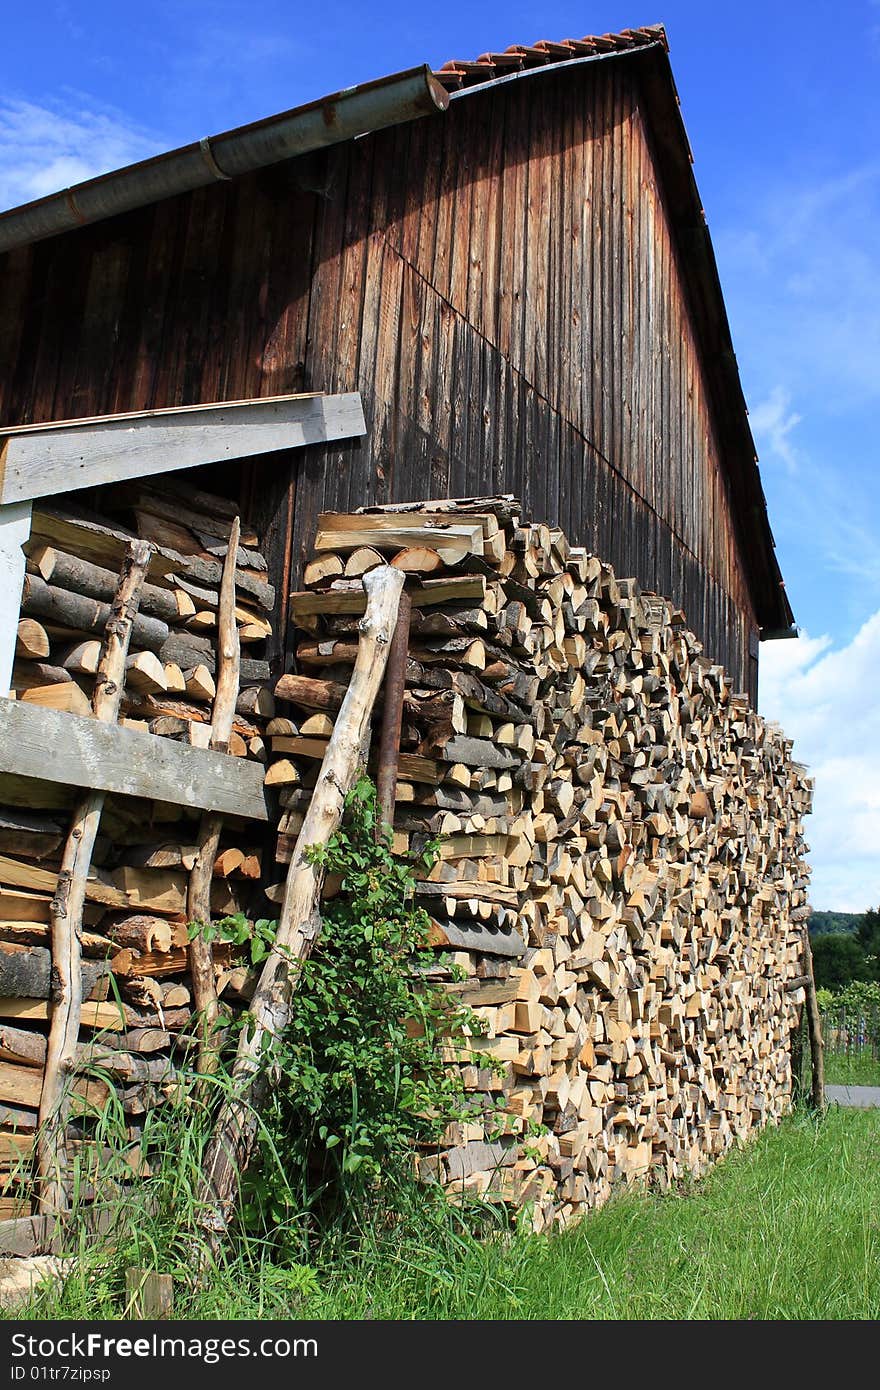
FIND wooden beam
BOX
[0,393,366,506]
[37,538,152,1215]
[198,565,405,1255]
[0,698,267,821]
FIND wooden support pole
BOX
[187,518,241,1074]
[197,564,404,1254]
[802,928,826,1114]
[35,539,153,1215]
[375,589,411,837]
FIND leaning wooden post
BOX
[197,564,404,1252]
[187,517,241,1073]
[36,539,154,1215]
[375,588,411,838]
[802,927,826,1114]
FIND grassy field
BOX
[825,1050,880,1087]
[16,1106,879,1321]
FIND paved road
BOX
[825,1085,880,1109]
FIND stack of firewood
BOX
[273,499,813,1231]
[12,479,275,747]
[0,478,276,1215]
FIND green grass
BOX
[825,1050,880,1087]
[15,1107,880,1321]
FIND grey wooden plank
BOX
[0,698,267,821]
[0,392,366,505]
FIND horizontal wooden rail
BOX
[0,392,366,506]
[0,699,268,820]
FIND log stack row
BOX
[0,477,274,1215]
[276,499,813,1230]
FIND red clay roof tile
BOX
[433,24,667,89]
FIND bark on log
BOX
[197,564,404,1253]
[21,574,167,653]
[802,929,826,1114]
[29,546,181,624]
[273,673,347,712]
[36,539,153,1215]
[0,943,111,1000]
[376,590,411,836]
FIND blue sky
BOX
[2,2,878,907]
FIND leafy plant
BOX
[240,776,482,1247]
[188,911,277,967]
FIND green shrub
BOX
[238,776,480,1249]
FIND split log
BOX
[125,651,168,694]
[303,555,343,587]
[198,563,404,1251]
[0,1025,49,1069]
[15,621,49,661]
[1,998,125,1031]
[36,537,153,1216]
[0,810,63,862]
[19,683,92,716]
[57,640,102,675]
[184,665,216,703]
[236,686,275,718]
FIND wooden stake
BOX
[187,518,241,1074]
[375,589,411,837]
[802,928,826,1114]
[36,539,153,1215]
[125,1267,173,1319]
[197,564,404,1253]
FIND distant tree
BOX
[856,908,880,980]
[811,933,871,991]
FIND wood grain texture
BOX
[0,394,366,505]
[0,699,267,820]
[0,61,768,697]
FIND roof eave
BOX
[0,66,449,255]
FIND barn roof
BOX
[0,24,793,636]
[434,23,668,88]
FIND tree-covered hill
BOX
[809,910,862,935]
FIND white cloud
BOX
[0,97,161,212]
[718,162,880,413]
[749,385,802,473]
[760,613,880,911]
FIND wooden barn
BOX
[0,22,793,701]
[0,25,814,1243]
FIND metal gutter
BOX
[0,66,449,254]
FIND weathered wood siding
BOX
[0,61,758,696]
